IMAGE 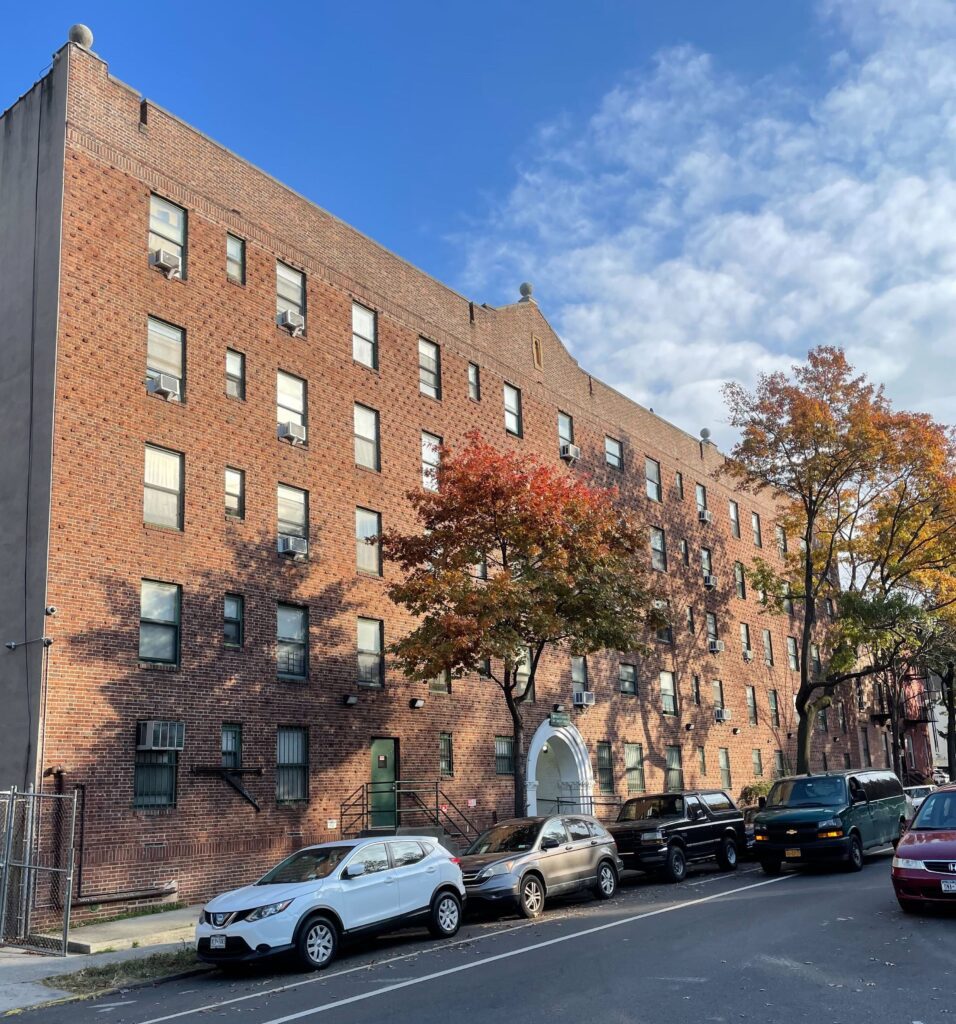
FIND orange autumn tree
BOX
[382,433,658,817]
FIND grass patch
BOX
[41,945,207,996]
[73,901,186,928]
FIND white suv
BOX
[196,837,465,970]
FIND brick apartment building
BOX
[0,31,912,911]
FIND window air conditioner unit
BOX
[278,310,305,336]
[147,374,180,401]
[573,690,596,708]
[703,573,718,590]
[149,249,182,279]
[278,535,309,559]
[708,639,725,654]
[742,649,754,662]
[714,708,732,724]
[278,421,307,445]
[698,509,713,524]
[136,720,185,751]
[560,443,581,462]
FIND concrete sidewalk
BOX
[49,903,201,953]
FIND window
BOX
[619,663,637,695]
[782,582,794,615]
[223,594,243,647]
[746,685,757,725]
[810,642,822,676]
[429,669,451,694]
[514,647,534,701]
[222,723,242,769]
[728,500,740,538]
[149,194,186,270]
[478,657,492,678]
[680,538,690,565]
[752,748,763,777]
[787,636,799,671]
[357,617,384,688]
[139,580,180,665]
[751,512,762,548]
[718,748,732,789]
[439,733,454,777]
[144,446,183,529]
[504,383,523,436]
[686,606,695,634]
[352,302,377,368]
[134,750,178,808]
[468,362,481,401]
[775,524,787,557]
[695,483,707,512]
[839,701,848,734]
[660,670,678,716]
[226,349,245,399]
[355,507,382,576]
[822,751,829,772]
[495,736,514,775]
[645,458,662,502]
[762,629,774,666]
[351,843,388,874]
[655,601,673,644]
[276,261,305,326]
[740,622,752,655]
[558,412,574,452]
[571,655,588,694]
[277,371,307,440]
[277,484,307,540]
[625,743,645,793]
[665,746,684,792]
[691,674,701,705]
[734,562,746,600]
[419,338,442,399]
[816,706,828,733]
[825,596,835,617]
[226,234,245,284]
[706,613,718,643]
[354,404,380,470]
[277,604,308,679]
[675,471,684,500]
[276,727,308,802]
[698,745,707,775]
[225,468,244,520]
[596,742,614,794]
[147,317,184,394]
[650,527,668,572]
[712,679,725,709]
[700,547,713,575]
[843,752,852,769]
[422,432,441,491]
[773,750,785,778]
[769,689,780,727]
[605,436,623,469]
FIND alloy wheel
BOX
[522,879,543,915]
[305,922,334,965]
[437,895,460,934]
[599,864,616,895]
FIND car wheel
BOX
[428,891,462,938]
[593,860,618,900]
[716,837,738,872]
[295,915,338,971]
[518,875,545,918]
[760,858,782,876]
[845,835,864,873]
[663,845,687,883]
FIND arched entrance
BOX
[526,719,594,816]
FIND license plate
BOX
[942,880,956,893]
[785,848,801,858]
[210,935,226,949]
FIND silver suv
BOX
[458,815,622,918]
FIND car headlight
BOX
[479,861,515,880]
[244,899,293,922]
[892,856,924,870]
[640,830,665,844]
[817,818,842,829]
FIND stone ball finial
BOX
[700,427,712,441]
[68,24,94,49]
[519,282,534,302]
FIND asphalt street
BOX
[22,854,954,1024]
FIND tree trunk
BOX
[945,662,956,783]
[796,707,813,776]
[504,676,526,818]
[795,530,817,774]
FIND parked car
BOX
[741,805,760,858]
[196,837,465,969]
[605,790,745,882]
[753,770,906,875]
[932,767,951,786]
[892,783,956,913]
[459,815,622,919]
[904,785,936,819]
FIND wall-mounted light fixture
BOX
[409,698,425,710]
[732,727,741,736]
[684,723,694,732]
[342,694,358,707]
[552,703,566,713]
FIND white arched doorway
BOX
[526,719,594,816]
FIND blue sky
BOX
[4,2,955,442]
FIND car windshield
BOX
[467,822,541,855]
[766,777,847,809]
[617,795,685,822]
[256,847,352,884]
[911,791,956,830]
[907,787,933,799]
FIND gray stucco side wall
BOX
[0,51,67,791]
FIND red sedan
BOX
[892,783,956,913]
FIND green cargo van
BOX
[753,770,906,874]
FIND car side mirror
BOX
[343,862,367,879]
[758,796,767,809]
[540,836,560,851]
[688,807,701,820]
[852,790,867,804]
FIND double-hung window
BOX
[776,524,787,557]
[357,617,384,687]
[226,234,245,284]
[144,445,183,529]
[504,384,523,436]
[440,733,454,776]
[701,547,713,576]
[276,261,305,328]
[277,604,308,679]
[225,349,245,399]
[787,636,799,671]
[355,507,382,575]
[624,743,645,792]
[769,689,780,727]
[665,746,684,792]
[706,612,718,644]
[571,656,588,694]
[746,685,757,725]
[695,484,708,513]
[734,562,746,599]
[225,468,245,520]
[752,512,763,548]
[712,679,725,710]
[645,458,662,502]
[605,436,622,469]
[619,662,637,695]
[277,484,307,540]
[660,670,677,716]
[762,628,774,666]
[149,194,186,272]
[752,749,763,777]
[810,642,822,675]
[596,742,614,794]
[773,750,785,778]
[468,362,481,401]
[276,727,308,802]
[675,472,684,500]
[718,748,732,789]
[419,339,441,399]
[740,622,752,656]
[352,302,377,368]
[139,580,181,665]
[147,317,184,395]
[421,432,441,491]
[558,412,574,453]
[729,500,740,538]
[650,527,667,571]
[354,404,380,470]
[277,371,307,441]
[495,736,514,775]
[223,594,243,647]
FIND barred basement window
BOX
[352,302,377,368]
[419,338,442,399]
[596,742,614,795]
[665,746,684,792]
[439,733,454,777]
[221,723,242,769]
[144,445,183,530]
[225,349,245,399]
[276,727,308,802]
[357,617,384,688]
[133,750,178,808]
[277,604,308,679]
[495,736,514,775]
[624,743,645,793]
[355,507,382,576]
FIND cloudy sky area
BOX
[457,0,956,446]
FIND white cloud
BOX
[457,0,956,447]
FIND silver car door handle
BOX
[426,866,437,873]
[565,845,574,850]
[590,840,599,846]
[383,876,396,884]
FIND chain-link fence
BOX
[0,786,77,955]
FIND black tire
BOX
[295,914,338,971]
[428,890,462,938]
[715,836,738,872]
[593,860,618,900]
[845,834,864,873]
[760,858,782,876]
[517,874,545,919]
[663,845,687,883]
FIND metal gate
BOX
[0,786,78,955]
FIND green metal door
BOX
[370,738,398,828]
